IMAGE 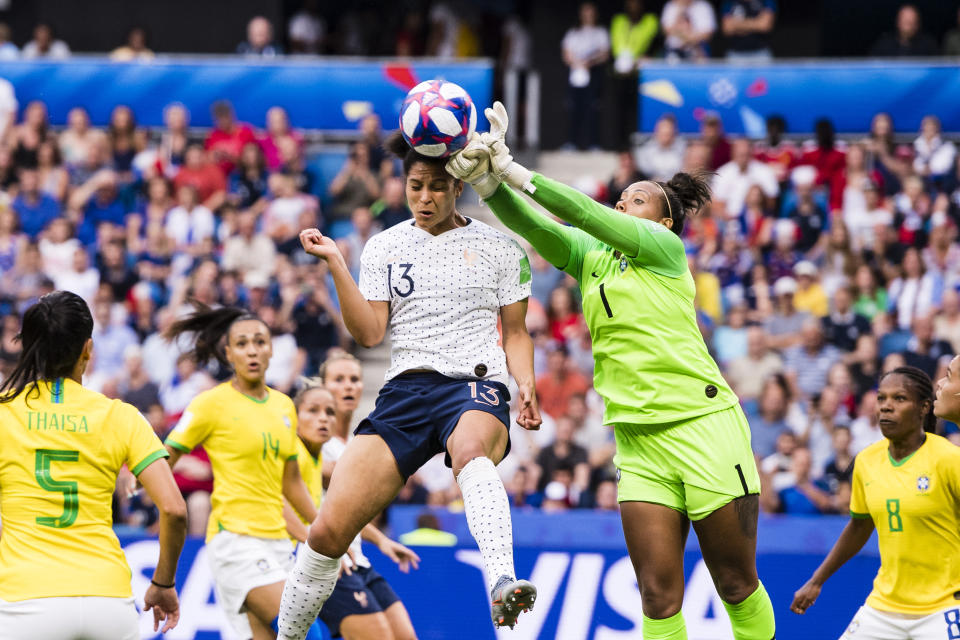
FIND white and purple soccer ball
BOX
[399,79,477,158]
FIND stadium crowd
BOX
[0,2,959,538]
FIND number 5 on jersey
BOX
[35,448,80,528]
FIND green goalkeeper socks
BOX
[642,610,687,640]
[722,581,776,640]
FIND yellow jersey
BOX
[850,433,960,615]
[0,378,168,600]
[165,382,297,542]
[295,437,323,524]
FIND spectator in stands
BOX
[120,345,160,413]
[801,385,850,476]
[746,374,794,457]
[159,103,191,175]
[237,16,282,57]
[727,326,784,401]
[849,390,881,452]
[338,206,381,279]
[89,300,138,382]
[765,276,809,349]
[0,23,18,60]
[712,138,778,220]
[785,318,842,399]
[12,168,60,239]
[721,0,776,61]
[831,142,884,219]
[698,113,730,170]
[902,312,953,378]
[96,239,138,302]
[38,218,78,280]
[760,446,832,515]
[863,112,910,196]
[934,288,960,353]
[110,26,154,61]
[58,107,103,172]
[844,178,892,253]
[22,23,70,59]
[547,285,583,345]
[561,2,609,151]
[36,139,68,204]
[358,114,390,179]
[259,106,302,173]
[888,246,937,330]
[792,261,828,317]
[173,144,226,212]
[822,284,871,352]
[870,4,937,57]
[70,170,127,246]
[760,430,799,493]
[228,142,269,212]
[160,352,214,416]
[798,118,845,187]
[288,0,326,53]
[264,171,319,244]
[821,426,854,505]
[610,0,658,143]
[712,302,748,365]
[765,219,800,283]
[785,166,828,256]
[755,115,797,184]
[536,343,591,419]
[913,115,957,184]
[534,416,590,495]
[606,151,646,207]
[426,3,461,58]
[944,7,960,56]
[592,478,619,511]
[370,176,411,229]
[205,100,255,176]
[327,142,379,238]
[221,208,276,282]
[0,206,26,281]
[108,105,138,181]
[819,222,859,297]
[661,0,716,60]
[165,184,215,252]
[635,114,684,182]
[10,100,48,171]
[291,276,343,371]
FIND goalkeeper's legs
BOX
[278,435,405,639]
[620,501,691,640]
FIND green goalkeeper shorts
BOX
[613,404,761,521]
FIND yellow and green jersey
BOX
[295,437,323,524]
[850,434,960,615]
[0,378,167,600]
[165,382,298,542]
[486,175,737,425]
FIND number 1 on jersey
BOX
[598,283,614,318]
[35,448,80,528]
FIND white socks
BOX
[457,456,516,594]
[277,543,341,639]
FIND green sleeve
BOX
[527,173,687,277]
[485,182,593,281]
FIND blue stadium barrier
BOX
[638,60,960,136]
[119,510,881,639]
[0,58,494,133]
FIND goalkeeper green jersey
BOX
[486,174,738,425]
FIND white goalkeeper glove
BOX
[446,132,501,199]
[479,101,535,194]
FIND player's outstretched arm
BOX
[790,516,874,615]
[361,524,421,573]
[138,458,187,633]
[501,299,542,431]
[283,457,319,526]
[300,228,389,348]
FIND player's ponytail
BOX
[384,129,453,178]
[880,366,937,433]
[165,303,264,369]
[657,170,713,236]
[0,291,94,403]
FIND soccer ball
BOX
[399,80,477,158]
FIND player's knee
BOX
[638,574,684,618]
[713,569,758,605]
[306,519,352,557]
[451,448,488,475]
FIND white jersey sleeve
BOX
[497,239,532,307]
[358,235,390,301]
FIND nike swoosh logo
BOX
[591,271,600,278]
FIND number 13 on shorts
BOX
[468,381,500,406]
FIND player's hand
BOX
[479,102,534,193]
[299,228,341,263]
[516,383,542,431]
[446,133,500,199]
[339,546,357,577]
[790,579,821,614]
[377,538,421,573]
[144,583,180,633]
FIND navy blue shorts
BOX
[355,372,512,478]
[318,566,400,637]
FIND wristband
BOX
[150,578,176,589]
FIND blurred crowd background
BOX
[0,0,958,537]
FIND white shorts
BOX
[0,596,138,640]
[207,530,294,617]
[840,604,960,640]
